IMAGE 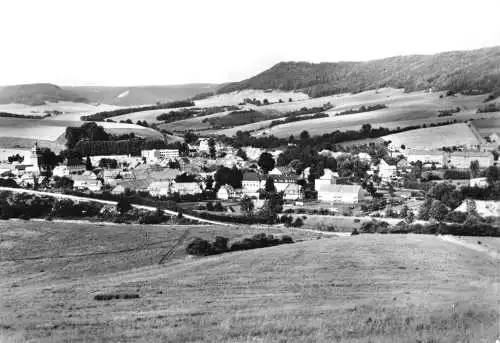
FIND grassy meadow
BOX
[0,220,498,342]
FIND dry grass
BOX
[382,123,481,149]
[0,220,498,342]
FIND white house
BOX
[73,177,103,192]
[148,181,173,197]
[217,185,236,200]
[283,183,303,201]
[378,160,397,182]
[52,165,70,178]
[141,149,179,163]
[242,172,262,198]
[470,177,489,188]
[317,184,365,204]
[314,168,338,189]
[406,149,445,165]
[357,152,372,162]
[171,182,202,195]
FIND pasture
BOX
[382,123,481,149]
[472,116,500,136]
[0,220,498,342]
[0,102,122,120]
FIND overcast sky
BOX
[1,0,499,86]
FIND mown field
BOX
[204,89,495,137]
[382,123,481,150]
[0,220,498,342]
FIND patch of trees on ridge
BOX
[0,112,50,120]
[156,105,239,123]
[81,100,195,121]
[65,122,174,156]
[335,104,387,116]
[204,109,271,129]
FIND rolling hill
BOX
[219,46,500,97]
[0,221,498,342]
[67,84,221,106]
[0,83,89,106]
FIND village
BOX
[0,130,498,223]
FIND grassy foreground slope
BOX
[0,221,498,342]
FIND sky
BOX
[1,0,500,86]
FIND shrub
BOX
[292,217,304,227]
[212,236,229,254]
[94,293,140,301]
[351,228,360,236]
[185,237,213,256]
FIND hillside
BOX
[0,221,498,342]
[219,46,500,97]
[68,84,221,106]
[0,83,89,106]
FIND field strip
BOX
[0,238,179,262]
[0,187,234,227]
[438,235,499,259]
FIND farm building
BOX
[406,149,445,164]
[217,185,236,200]
[317,184,365,204]
[446,151,494,169]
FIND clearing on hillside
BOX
[0,221,497,342]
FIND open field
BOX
[0,220,498,342]
[0,102,122,120]
[194,89,309,107]
[0,117,163,150]
[382,123,481,149]
[199,89,494,137]
[472,116,500,136]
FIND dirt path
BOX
[438,235,499,259]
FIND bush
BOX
[94,293,140,301]
[186,237,213,256]
[292,217,304,227]
[351,228,360,236]
[359,220,390,233]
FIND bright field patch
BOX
[382,123,481,149]
[0,221,498,342]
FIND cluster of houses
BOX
[1,134,497,209]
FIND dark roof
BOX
[243,172,260,181]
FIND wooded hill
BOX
[218,46,500,97]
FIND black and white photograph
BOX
[0,0,499,342]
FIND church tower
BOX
[30,142,42,175]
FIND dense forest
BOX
[218,46,500,97]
